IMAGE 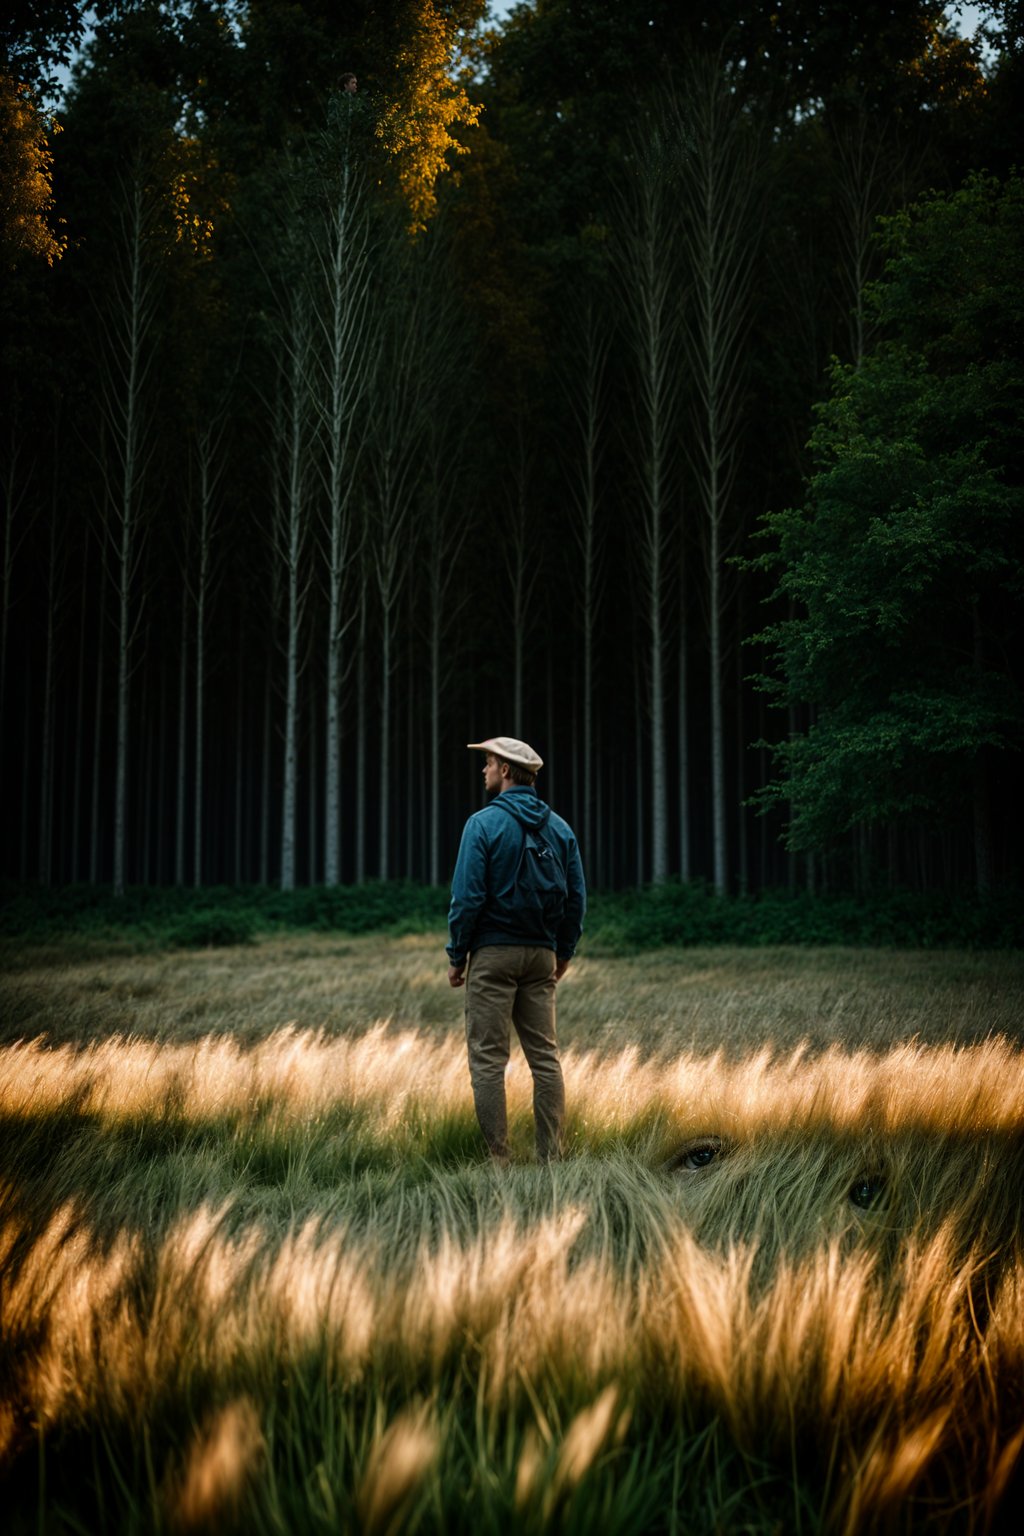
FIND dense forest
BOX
[2,0,1021,898]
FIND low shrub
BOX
[583,880,1023,952]
[162,908,258,949]
[1,879,1020,952]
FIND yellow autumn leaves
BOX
[375,0,483,229]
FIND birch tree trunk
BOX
[310,111,372,886]
[38,457,62,885]
[234,631,244,885]
[175,585,188,884]
[374,461,398,881]
[618,124,679,884]
[308,704,318,884]
[260,664,271,885]
[193,447,209,887]
[90,556,106,884]
[20,661,31,879]
[366,228,432,879]
[276,290,314,892]
[972,603,994,895]
[71,526,89,880]
[156,660,167,884]
[678,534,691,881]
[191,425,223,888]
[423,421,472,883]
[677,60,763,895]
[95,169,160,898]
[356,584,367,883]
[417,250,473,888]
[503,415,540,742]
[1,420,32,813]
[565,298,608,869]
[428,583,441,884]
[634,650,645,888]
[735,599,748,896]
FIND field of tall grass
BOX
[2,933,1023,1533]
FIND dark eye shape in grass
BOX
[661,1136,726,1174]
[849,1173,887,1209]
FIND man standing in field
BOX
[447,737,586,1163]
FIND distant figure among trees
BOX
[340,71,357,93]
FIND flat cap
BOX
[467,736,543,771]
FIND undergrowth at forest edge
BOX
[2,878,1021,951]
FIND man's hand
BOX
[448,964,466,988]
[554,957,571,982]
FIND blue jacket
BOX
[446,786,586,965]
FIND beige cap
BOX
[467,736,543,771]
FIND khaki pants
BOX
[465,945,564,1161]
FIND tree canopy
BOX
[1,0,1019,899]
[753,172,1023,887]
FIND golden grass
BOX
[1,933,1023,1533]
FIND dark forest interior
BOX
[2,1,1021,901]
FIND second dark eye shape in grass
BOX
[666,1137,725,1173]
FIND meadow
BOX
[2,932,1023,1533]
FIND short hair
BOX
[503,760,537,787]
[340,71,357,88]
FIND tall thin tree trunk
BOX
[317,143,370,889]
[234,632,244,886]
[709,509,726,893]
[0,423,30,815]
[20,661,32,880]
[618,128,676,884]
[142,678,153,885]
[757,689,768,889]
[973,603,993,894]
[635,650,645,889]
[280,511,300,892]
[308,703,318,885]
[356,588,367,883]
[503,419,536,742]
[378,613,390,880]
[735,628,748,897]
[90,559,106,884]
[260,664,271,885]
[511,493,525,739]
[176,590,188,884]
[568,300,606,875]
[595,727,603,888]
[38,490,58,884]
[678,537,691,882]
[546,649,555,808]
[787,673,799,892]
[72,530,88,881]
[106,176,156,900]
[193,442,212,888]
[156,660,166,884]
[429,596,441,886]
[278,296,312,894]
[405,631,415,879]
[113,494,131,898]
[679,63,762,896]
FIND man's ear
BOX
[499,760,512,781]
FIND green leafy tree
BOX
[1,1,87,101]
[754,172,1024,891]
